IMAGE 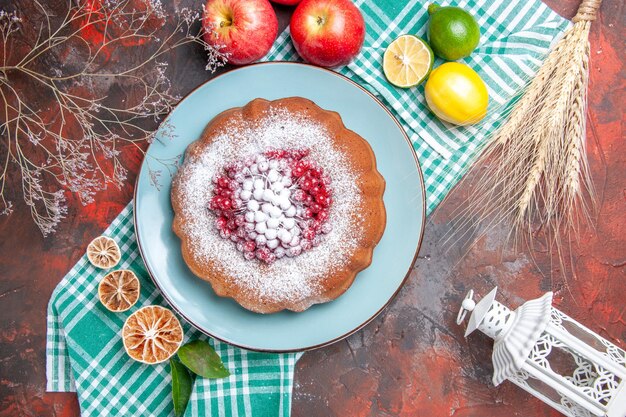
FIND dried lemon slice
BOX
[86,236,121,269]
[98,270,140,312]
[122,305,184,364]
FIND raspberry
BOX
[292,165,305,177]
[217,176,230,189]
[316,195,332,207]
[293,189,306,202]
[317,210,329,222]
[310,220,322,231]
[265,253,276,264]
[302,228,316,240]
[220,199,232,210]
[301,177,313,191]
[256,248,271,261]
[315,193,328,205]
[215,217,227,229]
[209,148,334,264]
[265,149,286,159]
[309,167,322,178]
[310,186,322,197]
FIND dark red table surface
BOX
[1,0,624,416]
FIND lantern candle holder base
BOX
[458,287,626,417]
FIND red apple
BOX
[290,0,365,68]
[203,0,278,65]
[270,0,302,5]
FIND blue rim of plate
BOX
[133,61,425,352]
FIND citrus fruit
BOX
[424,62,488,126]
[427,3,480,61]
[86,236,121,269]
[383,35,434,88]
[122,305,184,364]
[98,269,140,312]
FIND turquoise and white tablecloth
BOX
[47,1,569,415]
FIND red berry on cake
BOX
[206,148,336,264]
[302,228,315,240]
[244,241,256,252]
[217,176,230,188]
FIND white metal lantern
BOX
[457,287,626,417]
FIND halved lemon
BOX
[122,305,184,364]
[86,236,121,269]
[383,35,434,88]
[98,269,140,312]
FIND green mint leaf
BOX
[177,340,230,378]
[170,359,192,417]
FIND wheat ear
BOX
[443,0,601,274]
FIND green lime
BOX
[427,3,480,61]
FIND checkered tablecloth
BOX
[47,204,301,416]
[267,0,570,212]
[47,1,569,416]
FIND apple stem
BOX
[316,15,325,26]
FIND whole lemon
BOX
[424,62,489,126]
[427,3,480,61]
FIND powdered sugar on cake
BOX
[176,109,364,303]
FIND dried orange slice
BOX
[122,305,184,364]
[87,236,121,269]
[98,270,140,312]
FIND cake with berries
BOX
[171,97,385,313]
